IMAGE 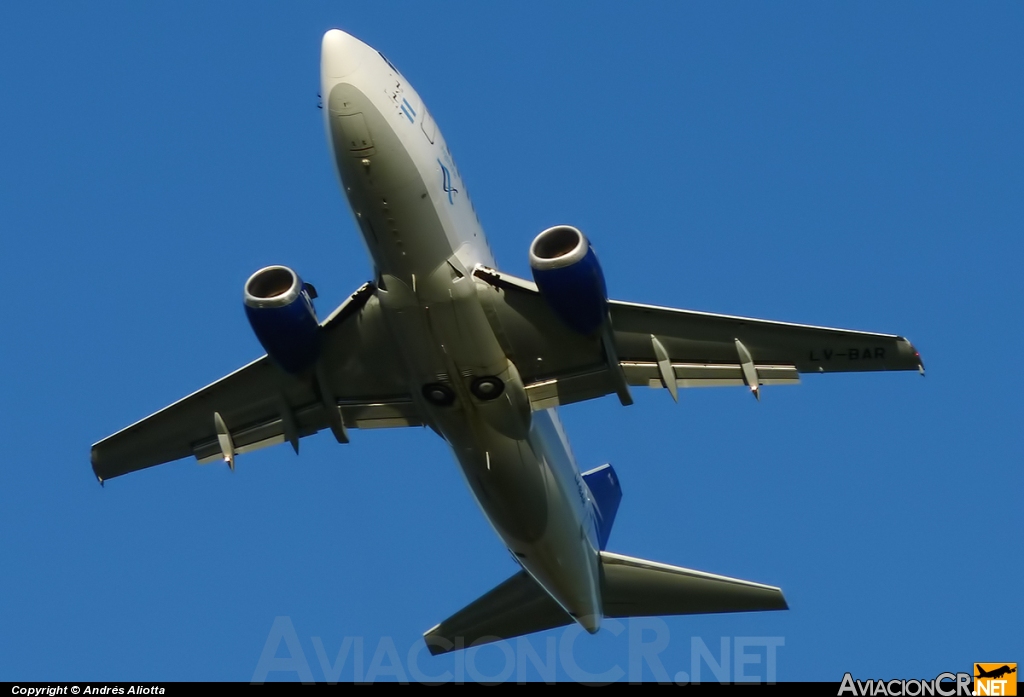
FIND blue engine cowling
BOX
[243,266,321,373]
[529,225,609,335]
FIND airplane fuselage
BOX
[320,30,603,632]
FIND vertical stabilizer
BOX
[581,463,622,550]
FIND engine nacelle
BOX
[243,266,321,373]
[528,225,609,335]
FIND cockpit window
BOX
[378,52,398,72]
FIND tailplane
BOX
[423,552,787,654]
[423,570,566,656]
[599,551,787,618]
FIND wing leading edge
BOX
[91,283,420,482]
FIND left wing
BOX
[473,267,923,409]
[91,283,420,482]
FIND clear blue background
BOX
[1,1,1020,682]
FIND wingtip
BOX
[90,446,104,485]
[422,626,456,656]
[911,342,925,376]
[899,336,925,375]
[425,641,449,657]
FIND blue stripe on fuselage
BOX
[401,98,416,123]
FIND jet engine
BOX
[243,265,322,373]
[528,225,609,335]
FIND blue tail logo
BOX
[582,463,622,550]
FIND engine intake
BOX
[244,266,321,373]
[529,225,609,335]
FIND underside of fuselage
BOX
[321,29,605,632]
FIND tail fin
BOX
[581,464,622,550]
[423,552,786,654]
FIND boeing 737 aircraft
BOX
[91,29,924,654]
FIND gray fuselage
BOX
[320,29,603,631]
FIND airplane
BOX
[91,29,925,655]
[976,665,1016,680]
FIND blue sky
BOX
[1,1,1021,682]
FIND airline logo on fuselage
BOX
[438,159,458,205]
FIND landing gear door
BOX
[337,113,377,158]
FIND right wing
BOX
[473,267,923,409]
[91,283,420,482]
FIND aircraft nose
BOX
[321,29,365,79]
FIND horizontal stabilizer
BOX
[423,553,786,654]
[423,570,571,655]
[600,551,788,617]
